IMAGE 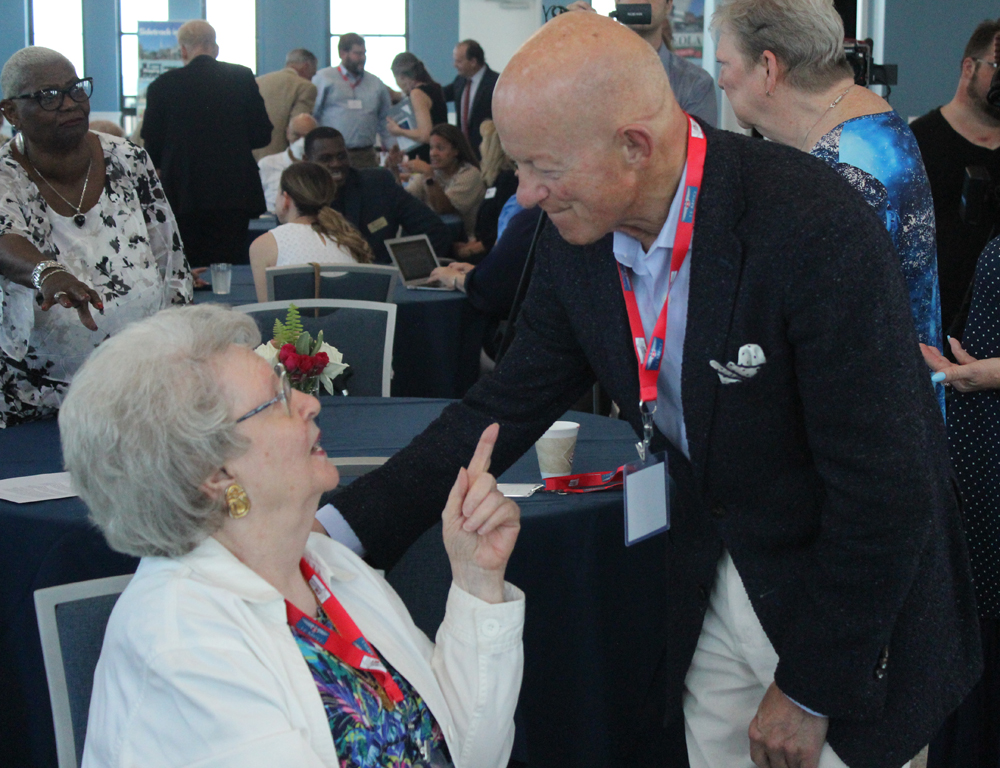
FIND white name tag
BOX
[347,99,363,110]
[484,186,497,199]
[624,453,670,545]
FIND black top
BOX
[406,83,448,163]
[910,108,1000,336]
[947,236,1000,617]
[464,206,543,317]
[141,55,272,216]
[471,168,519,256]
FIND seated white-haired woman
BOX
[61,304,524,768]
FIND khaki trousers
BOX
[683,552,909,768]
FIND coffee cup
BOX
[535,421,580,478]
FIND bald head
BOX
[493,12,689,248]
[178,21,218,63]
[287,113,318,144]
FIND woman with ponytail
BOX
[250,162,373,301]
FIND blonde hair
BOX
[478,120,515,187]
[280,162,374,264]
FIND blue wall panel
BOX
[82,0,118,111]
[256,0,329,76]
[0,0,30,81]
[884,0,999,121]
[409,0,459,86]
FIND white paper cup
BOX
[536,421,580,479]
[210,263,232,294]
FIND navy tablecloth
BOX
[0,399,668,768]
[195,265,484,399]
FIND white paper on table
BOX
[0,471,77,503]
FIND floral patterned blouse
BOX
[291,608,454,768]
[0,133,192,427]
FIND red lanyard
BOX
[286,559,404,708]
[338,66,362,90]
[618,115,707,406]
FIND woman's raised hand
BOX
[441,423,520,604]
[39,270,103,331]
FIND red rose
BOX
[284,352,302,372]
[313,352,329,371]
[278,343,297,366]
[298,356,316,375]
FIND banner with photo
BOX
[137,21,186,114]
[671,0,705,61]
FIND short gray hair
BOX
[59,305,261,558]
[712,0,854,92]
[286,48,317,67]
[1,46,74,99]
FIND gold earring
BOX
[225,484,251,519]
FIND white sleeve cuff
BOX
[314,504,366,556]
[786,694,826,718]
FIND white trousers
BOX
[682,552,909,768]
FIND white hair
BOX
[712,0,854,92]
[1,46,74,99]
[59,305,261,558]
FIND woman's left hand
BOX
[442,424,520,604]
[920,339,1000,392]
[386,117,402,136]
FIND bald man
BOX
[258,113,318,213]
[142,20,272,267]
[319,13,980,768]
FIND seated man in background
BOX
[303,127,452,264]
[259,113,318,213]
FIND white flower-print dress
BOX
[0,132,192,427]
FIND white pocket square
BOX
[710,344,766,385]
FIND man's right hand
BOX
[39,270,103,331]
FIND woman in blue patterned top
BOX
[712,0,942,363]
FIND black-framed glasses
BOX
[236,364,292,423]
[975,58,1000,70]
[10,77,93,111]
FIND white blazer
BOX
[82,533,525,768]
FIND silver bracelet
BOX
[31,260,67,291]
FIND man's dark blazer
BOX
[141,55,271,216]
[442,66,499,159]
[332,167,453,265]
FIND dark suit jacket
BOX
[442,66,499,159]
[332,168,453,265]
[328,125,981,768]
[141,55,272,216]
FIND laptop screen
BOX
[389,239,437,281]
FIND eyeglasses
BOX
[975,59,999,70]
[236,364,292,423]
[10,77,93,111]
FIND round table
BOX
[0,399,668,768]
[195,265,485,399]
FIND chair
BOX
[265,263,399,303]
[237,299,396,397]
[34,574,134,768]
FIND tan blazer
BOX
[253,67,317,160]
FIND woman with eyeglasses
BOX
[62,304,524,768]
[0,46,191,428]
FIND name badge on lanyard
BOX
[619,114,706,546]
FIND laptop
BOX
[384,235,450,290]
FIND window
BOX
[330,0,407,89]
[207,0,257,73]
[32,0,84,78]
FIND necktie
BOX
[461,80,472,138]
